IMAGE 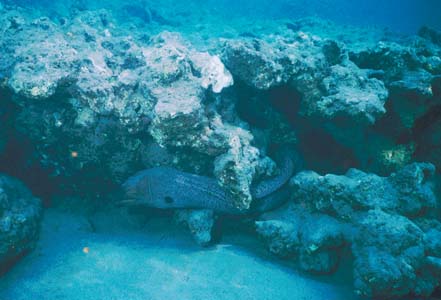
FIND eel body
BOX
[122,148,302,214]
[249,147,301,213]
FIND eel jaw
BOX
[118,199,138,206]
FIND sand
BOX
[0,208,358,300]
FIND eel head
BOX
[120,167,179,209]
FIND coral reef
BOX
[256,163,439,298]
[350,36,441,130]
[0,8,269,209]
[221,34,389,125]
[290,163,437,218]
[0,2,440,299]
[0,174,42,273]
[256,205,347,274]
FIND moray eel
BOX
[250,147,298,212]
[122,147,302,214]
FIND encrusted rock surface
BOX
[0,174,42,273]
[256,163,440,298]
[349,33,441,130]
[256,205,347,274]
[221,33,389,125]
[2,5,440,204]
[0,8,268,209]
[290,162,437,218]
[174,209,215,246]
[352,209,428,299]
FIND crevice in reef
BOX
[268,85,360,175]
[267,85,302,125]
[0,135,57,206]
[0,89,58,206]
[236,82,361,175]
[297,127,360,175]
[0,250,29,277]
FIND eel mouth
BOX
[119,180,141,206]
[118,199,138,206]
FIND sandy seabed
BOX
[0,208,357,300]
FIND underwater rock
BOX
[3,6,424,211]
[145,33,261,209]
[220,32,389,179]
[305,61,388,124]
[147,32,233,152]
[350,41,420,83]
[221,38,295,90]
[388,69,440,130]
[221,33,388,125]
[0,174,42,274]
[1,8,266,208]
[213,132,262,209]
[0,11,77,99]
[290,162,437,218]
[349,32,441,130]
[352,209,426,299]
[14,99,147,188]
[256,204,347,274]
[9,35,77,100]
[257,163,439,298]
[174,209,214,246]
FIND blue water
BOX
[5,0,441,33]
[198,0,441,33]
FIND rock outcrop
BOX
[256,163,440,298]
[0,9,271,209]
[0,174,42,274]
[174,209,215,246]
[221,34,389,125]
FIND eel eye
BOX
[164,196,174,204]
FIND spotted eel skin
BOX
[122,148,302,214]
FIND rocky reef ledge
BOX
[0,2,440,299]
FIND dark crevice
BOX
[236,82,361,174]
[0,132,59,207]
[0,89,59,206]
[297,127,360,175]
[373,98,410,143]
[267,85,302,124]
[413,104,441,137]
[0,250,29,277]
[266,85,359,174]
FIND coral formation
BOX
[256,205,347,274]
[174,209,215,246]
[257,163,439,298]
[0,9,269,209]
[221,34,389,125]
[0,174,42,273]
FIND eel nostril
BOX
[164,196,174,204]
